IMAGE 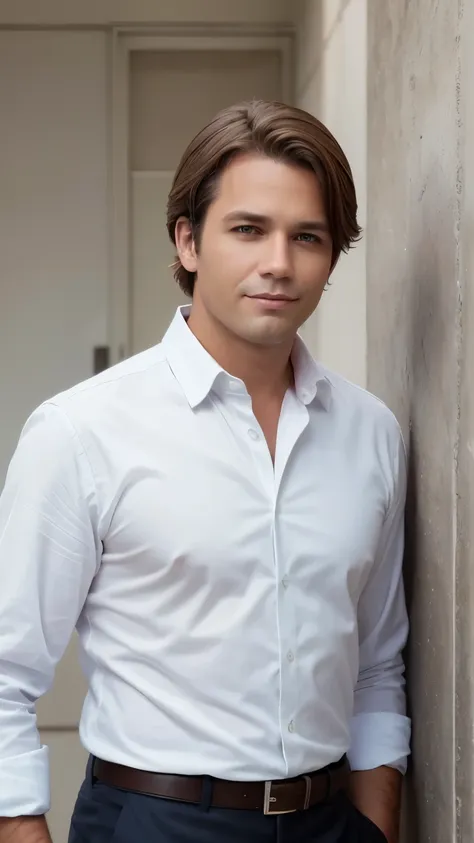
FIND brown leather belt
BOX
[93,756,349,814]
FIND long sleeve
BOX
[0,402,100,816]
[348,427,411,773]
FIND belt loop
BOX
[200,775,214,812]
[303,775,312,810]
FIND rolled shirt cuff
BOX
[0,745,50,816]
[348,711,411,774]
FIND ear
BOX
[174,217,198,274]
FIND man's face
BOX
[177,152,333,347]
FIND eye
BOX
[296,232,321,244]
[232,225,258,235]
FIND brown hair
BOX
[167,100,361,297]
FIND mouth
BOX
[246,293,298,310]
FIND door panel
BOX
[0,31,108,484]
[130,49,283,171]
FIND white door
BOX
[129,48,283,353]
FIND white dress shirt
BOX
[0,306,410,817]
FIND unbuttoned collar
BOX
[161,306,332,411]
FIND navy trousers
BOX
[68,758,387,843]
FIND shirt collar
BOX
[162,306,332,411]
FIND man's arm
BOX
[0,403,99,826]
[348,422,411,843]
[349,766,401,843]
[0,817,51,843]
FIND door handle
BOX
[93,345,110,375]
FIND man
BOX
[0,100,410,843]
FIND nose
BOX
[258,232,292,280]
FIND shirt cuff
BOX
[0,745,50,816]
[348,711,411,773]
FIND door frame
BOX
[108,24,295,363]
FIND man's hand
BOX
[349,765,402,843]
[0,816,52,843]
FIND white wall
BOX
[0,29,109,840]
[0,0,292,25]
[295,0,367,387]
[0,30,109,483]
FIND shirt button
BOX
[247,428,260,441]
[287,650,294,662]
[288,720,295,733]
[282,576,289,589]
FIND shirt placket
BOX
[219,386,311,773]
[272,391,311,770]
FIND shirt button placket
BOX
[279,564,298,758]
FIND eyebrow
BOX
[223,211,330,233]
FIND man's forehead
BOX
[219,152,317,184]
[210,156,326,219]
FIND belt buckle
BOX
[263,781,297,815]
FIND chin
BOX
[225,311,297,347]
[239,326,293,348]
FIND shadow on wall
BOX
[399,173,458,843]
[402,429,419,843]
[402,235,447,843]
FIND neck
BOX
[187,304,294,400]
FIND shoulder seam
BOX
[324,370,391,410]
[322,369,407,457]
[54,355,167,403]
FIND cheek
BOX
[297,251,332,285]
[201,238,257,281]
[217,237,254,263]
[195,249,244,302]
[199,233,233,263]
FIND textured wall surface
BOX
[367,2,472,841]
[455,3,474,840]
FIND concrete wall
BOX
[294,0,367,387]
[456,2,474,835]
[298,2,474,840]
[367,2,473,842]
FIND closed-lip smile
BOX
[249,293,297,301]
[246,292,298,311]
